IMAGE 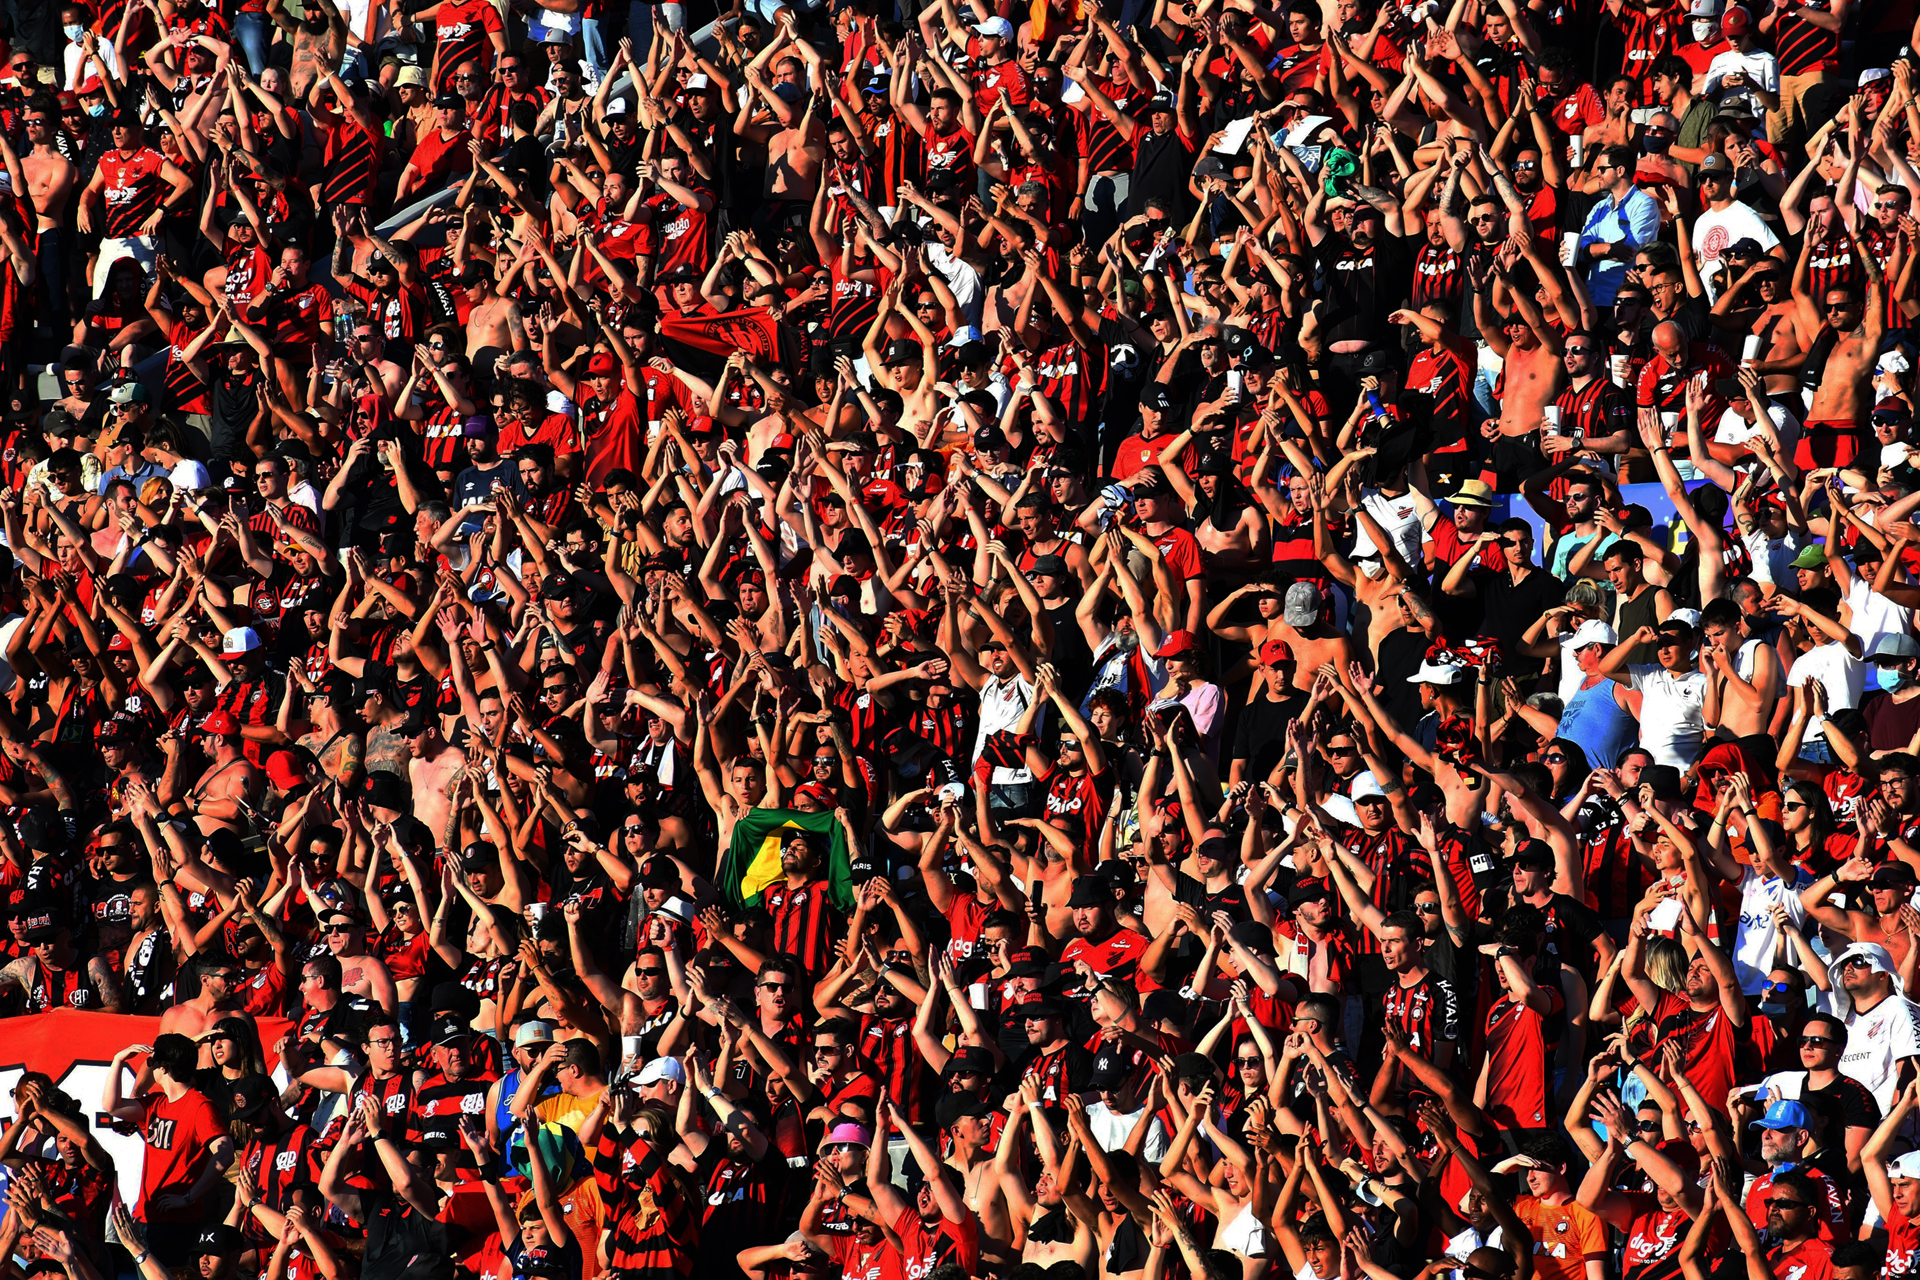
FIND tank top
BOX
[1559,678,1639,771]
[1617,585,1663,664]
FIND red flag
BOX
[657,307,783,364]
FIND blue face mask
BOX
[1875,663,1912,691]
[63,22,85,41]
[85,102,105,117]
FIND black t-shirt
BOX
[1376,625,1431,734]
[1315,232,1415,347]
[1482,567,1567,673]
[360,1189,453,1280]
[1232,687,1302,782]
[1538,890,1608,982]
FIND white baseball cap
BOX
[1569,619,1618,650]
[633,1057,686,1086]
[975,16,1015,39]
[221,627,262,655]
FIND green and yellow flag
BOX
[718,808,855,912]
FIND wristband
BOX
[132,1252,150,1266]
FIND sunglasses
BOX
[1413,903,1442,914]
[1768,1198,1808,1210]
[1799,1034,1835,1046]
[637,967,665,977]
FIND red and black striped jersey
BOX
[1858,224,1903,331]
[163,319,212,416]
[344,279,432,348]
[240,1127,321,1231]
[824,259,882,344]
[1773,0,1840,73]
[405,1068,496,1146]
[1033,335,1103,427]
[1075,78,1140,174]
[431,0,503,93]
[1618,4,1677,91]
[420,404,466,473]
[594,1128,699,1278]
[1410,242,1464,309]
[1408,343,1473,444]
[764,879,839,980]
[1380,970,1462,1056]
[1338,828,1428,956]
[1555,376,1633,449]
[857,1011,928,1125]
[1807,235,1866,304]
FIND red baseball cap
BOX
[264,750,304,790]
[199,710,240,736]
[585,352,618,376]
[1258,637,1292,667]
[1156,630,1200,660]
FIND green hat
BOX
[1790,545,1829,570]
[1323,148,1358,196]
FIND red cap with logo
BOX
[200,710,241,736]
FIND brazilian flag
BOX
[718,808,856,912]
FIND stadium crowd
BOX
[11,1,1920,1280]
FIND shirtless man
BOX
[405,716,466,845]
[1716,257,1806,397]
[693,735,770,852]
[340,319,406,400]
[1477,255,1566,437]
[1002,1081,1098,1268]
[317,909,398,1015]
[458,260,526,360]
[1268,582,1358,693]
[170,711,262,837]
[269,0,348,102]
[861,279,942,441]
[158,951,251,1038]
[1701,597,1780,741]
[14,104,74,318]
[1792,217,1883,469]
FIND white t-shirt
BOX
[1083,1099,1169,1162]
[1730,864,1809,994]
[973,672,1039,784]
[1703,48,1781,121]
[1825,988,1920,1112]
[1714,400,1799,454]
[1847,578,1916,654]
[1626,665,1709,767]
[1349,488,1424,566]
[1692,198,1779,299]
[1787,642,1868,754]
[63,40,120,92]
[1740,527,1810,589]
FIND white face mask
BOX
[1692,18,1716,40]
[62,22,85,41]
